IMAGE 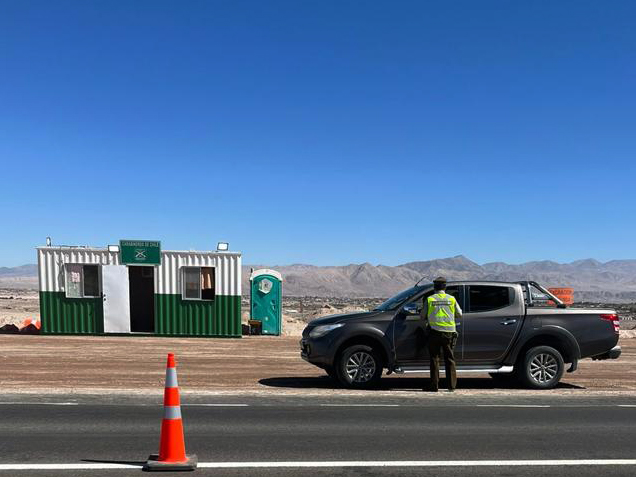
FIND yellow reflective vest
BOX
[426,292,458,332]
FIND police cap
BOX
[433,277,447,290]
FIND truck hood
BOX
[309,310,384,326]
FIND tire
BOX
[336,344,383,389]
[519,346,564,389]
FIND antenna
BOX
[414,275,428,287]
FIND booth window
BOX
[65,264,100,298]
[182,267,215,300]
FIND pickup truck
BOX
[300,281,621,389]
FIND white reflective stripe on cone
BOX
[164,406,182,419]
[165,368,178,388]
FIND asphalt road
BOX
[1,394,636,476]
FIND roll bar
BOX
[516,281,567,308]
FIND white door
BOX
[102,265,131,333]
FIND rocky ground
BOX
[0,288,39,328]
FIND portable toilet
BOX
[250,269,282,335]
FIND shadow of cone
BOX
[144,353,197,471]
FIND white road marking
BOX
[617,405,636,407]
[198,460,636,468]
[0,402,78,406]
[319,404,400,407]
[476,404,550,408]
[1,460,636,471]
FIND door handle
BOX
[500,319,517,325]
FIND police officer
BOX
[422,277,462,392]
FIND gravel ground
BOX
[0,334,633,396]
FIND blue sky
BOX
[1,0,635,267]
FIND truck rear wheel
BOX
[520,346,564,389]
[336,344,383,389]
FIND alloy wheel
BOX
[529,353,558,384]
[345,351,376,383]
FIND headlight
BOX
[309,323,344,339]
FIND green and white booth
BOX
[37,241,242,337]
[249,269,283,335]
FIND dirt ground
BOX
[0,334,634,396]
[0,289,39,327]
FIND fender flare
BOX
[330,327,393,366]
[507,325,581,364]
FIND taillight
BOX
[600,314,620,334]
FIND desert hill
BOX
[244,256,636,302]
[2,257,636,302]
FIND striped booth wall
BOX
[37,247,242,337]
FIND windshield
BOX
[374,285,428,311]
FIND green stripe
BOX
[40,292,241,337]
[40,291,102,334]
[155,294,241,337]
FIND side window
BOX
[201,267,215,300]
[468,285,511,313]
[182,266,216,301]
[526,284,553,307]
[183,268,201,299]
[65,264,100,298]
[83,265,100,297]
[420,286,464,310]
[445,286,464,310]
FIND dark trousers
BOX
[427,329,458,391]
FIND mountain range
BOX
[244,256,636,302]
[2,258,635,302]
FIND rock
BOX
[0,324,19,334]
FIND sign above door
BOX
[119,240,161,266]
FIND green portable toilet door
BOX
[251,275,281,335]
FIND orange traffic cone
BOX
[144,353,197,471]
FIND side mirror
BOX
[402,303,420,315]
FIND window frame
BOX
[526,283,554,307]
[64,263,102,299]
[181,266,215,301]
[466,285,514,314]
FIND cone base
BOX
[144,454,198,472]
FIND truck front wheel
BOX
[336,344,383,389]
[520,346,564,389]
